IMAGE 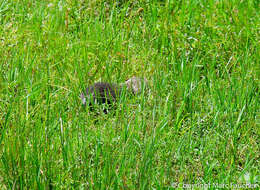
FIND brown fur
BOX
[81,77,148,113]
[81,82,119,113]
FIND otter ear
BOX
[80,93,86,105]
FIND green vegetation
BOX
[0,0,259,189]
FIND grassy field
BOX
[0,0,259,189]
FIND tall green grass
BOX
[0,0,259,189]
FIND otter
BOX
[80,76,148,113]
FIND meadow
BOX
[0,0,259,189]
